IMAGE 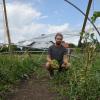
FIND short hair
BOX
[55,33,63,39]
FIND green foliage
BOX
[10,45,21,51]
[0,54,36,92]
[91,11,100,23]
[50,53,100,100]
[0,46,9,52]
[69,43,76,48]
[50,32,100,100]
[0,47,100,100]
[0,45,21,52]
[51,59,59,69]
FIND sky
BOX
[0,0,100,45]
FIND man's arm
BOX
[63,54,68,65]
[47,54,52,63]
[47,46,52,63]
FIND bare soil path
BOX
[4,73,60,100]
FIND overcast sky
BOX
[0,0,100,44]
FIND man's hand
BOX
[61,62,71,69]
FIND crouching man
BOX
[45,33,70,77]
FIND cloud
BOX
[0,1,80,45]
[0,28,7,43]
[10,23,46,42]
[35,0,45,3]
[6,2,42,26]
[0,2,48,43]
[47,23,69,33]
[40,15,48,19]
[9,23,70,43]
[0,1,70,43]
[5,0,45,4]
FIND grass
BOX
[0,53,100,100]
[50,52,100,100]
[0,54,38,92]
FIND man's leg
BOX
[58,65,63,72]
[45,62,54,77]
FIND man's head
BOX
[55,33,63,45]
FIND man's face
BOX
[55,36,63,45]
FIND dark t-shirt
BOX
[48,44,67,64]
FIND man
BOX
[46,33,70,77]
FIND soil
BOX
[3,73,60,100]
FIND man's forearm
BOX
[47,55,52,63]
[47,58,52,62]
[63,55,68,64]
